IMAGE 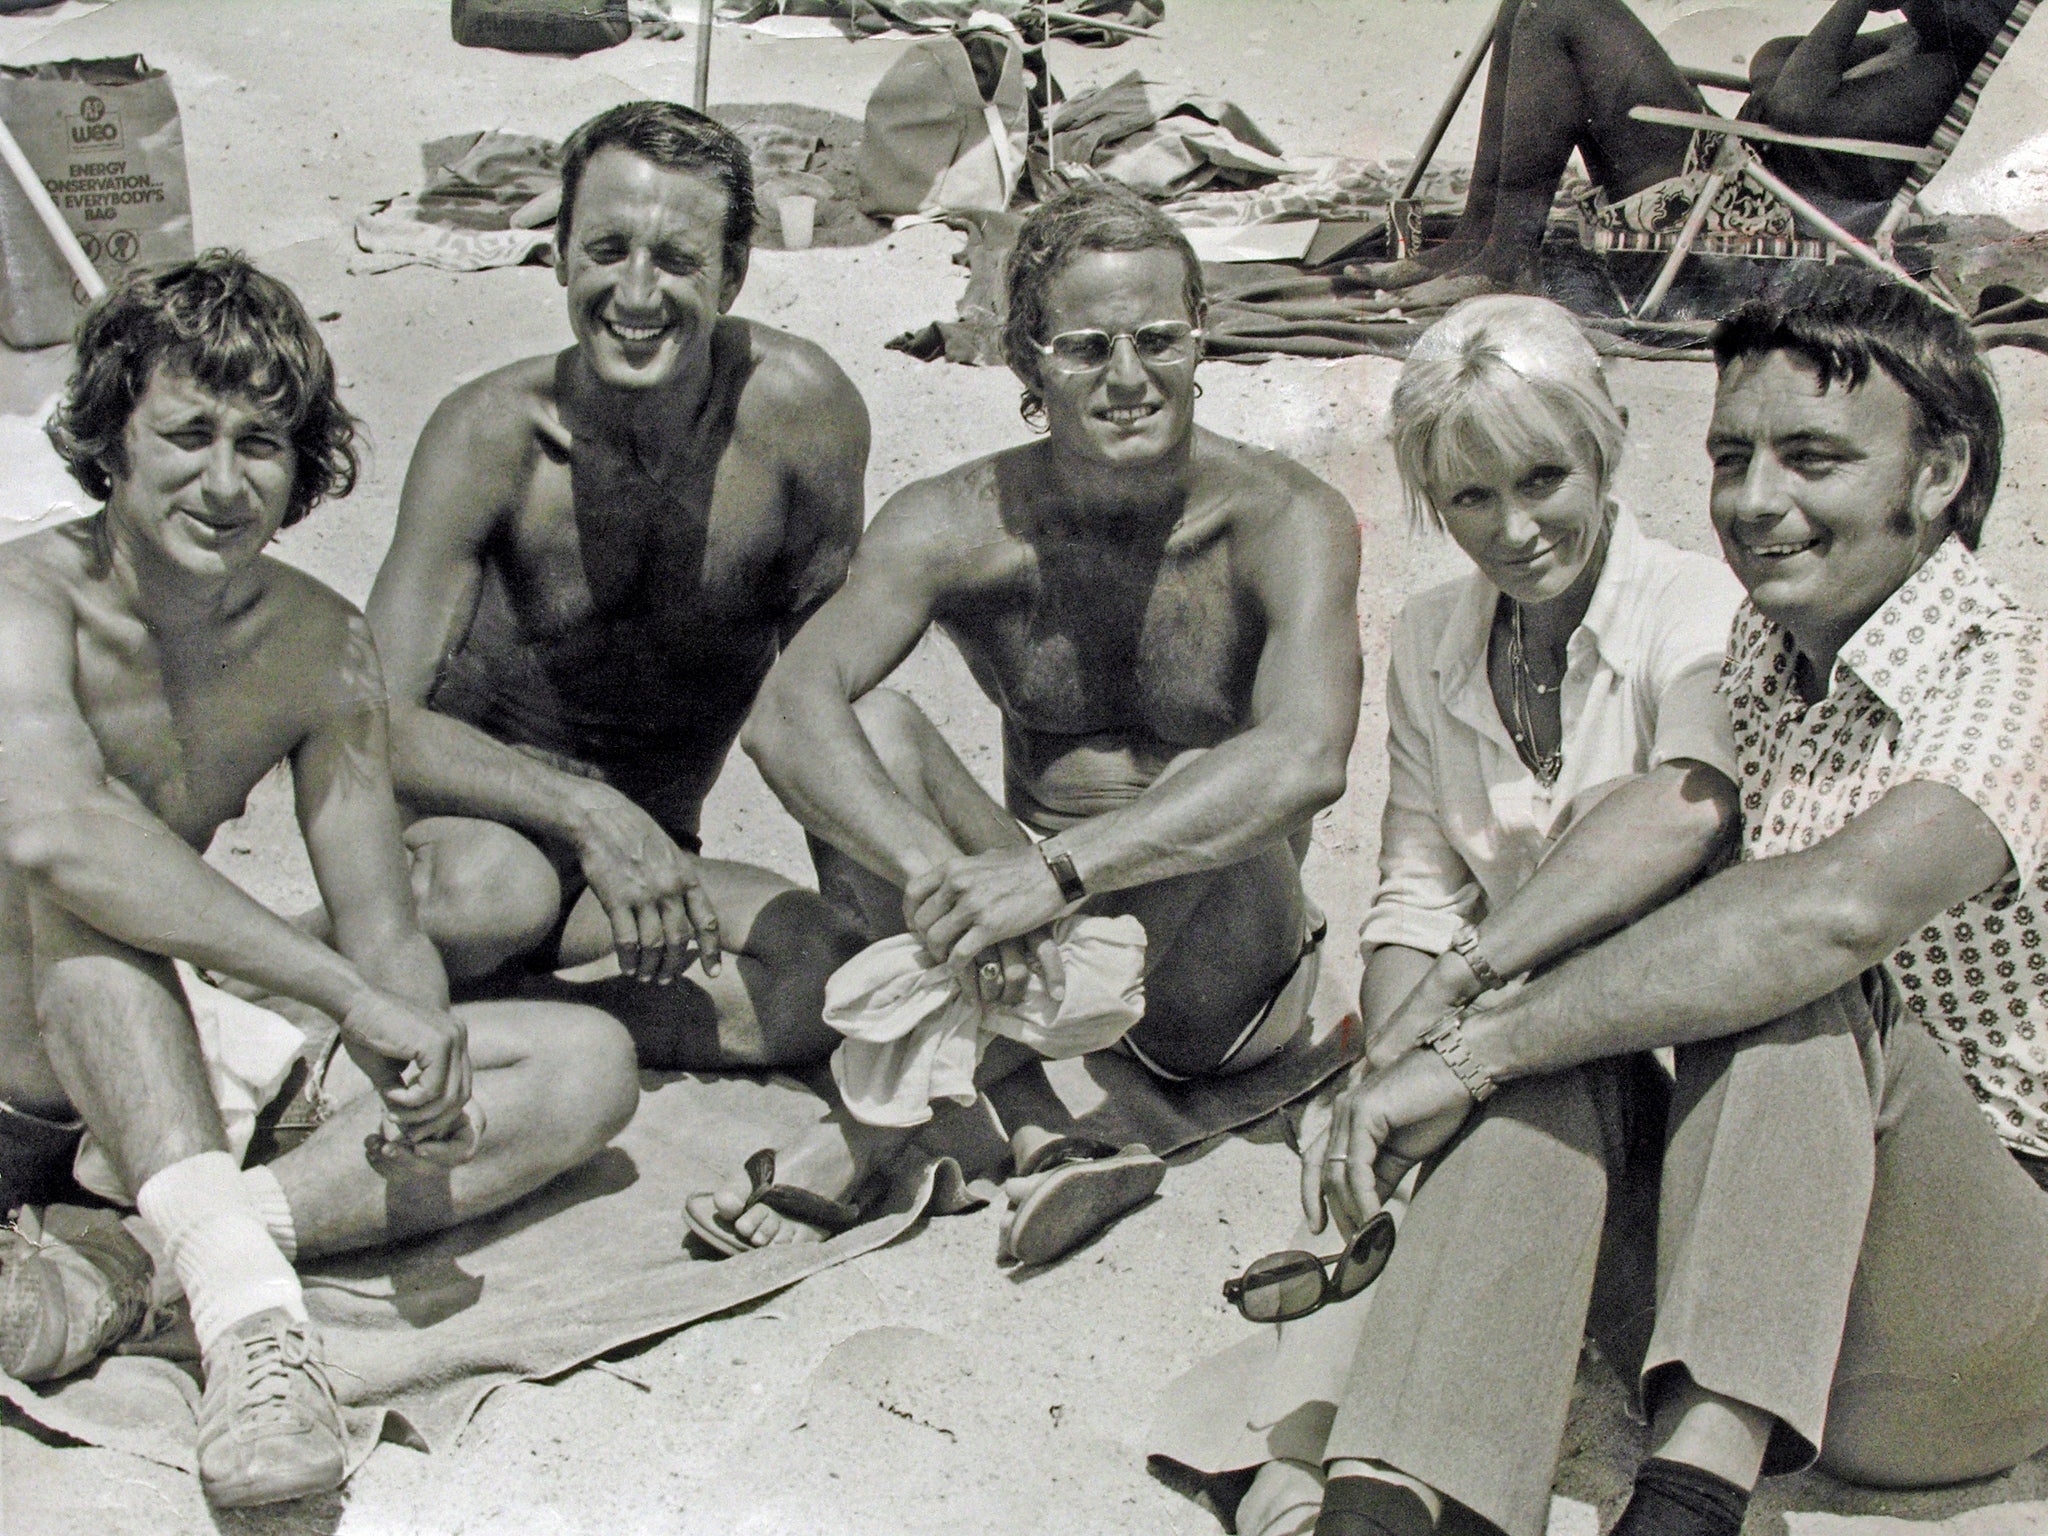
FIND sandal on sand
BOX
[682,1148,870,1259]
[997,1136,1166,1267]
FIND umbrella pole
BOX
[694,0,715,112]
[0,113,103,299]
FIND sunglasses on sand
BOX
[1033,321,1204,374]
[1222,1210,1397,1323]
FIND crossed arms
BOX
[742,459,1363,977]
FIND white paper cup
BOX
[778,193,817,250]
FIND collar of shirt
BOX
[1833,535,2018,716]
[1429,507,1650,727]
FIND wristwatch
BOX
[1421,1008,1499,1103]
[1450,922,1506,993]
[1039,840,1087,905]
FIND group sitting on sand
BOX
[2,82,2045,1536]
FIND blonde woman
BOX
[1151,295,1745,1536]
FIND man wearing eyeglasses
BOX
[708,181,1363,1258]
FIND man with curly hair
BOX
[0,251,639,1509]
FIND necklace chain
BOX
[1506,602,1563,788]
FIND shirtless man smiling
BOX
[705,183,1362,1259]
[366,101,869,1067]
[0,254,636,1508]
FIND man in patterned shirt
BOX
[1297,268,2048,1536]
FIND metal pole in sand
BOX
[694,0,715,113]
[0,113,104,300]
[1400,1,1499,200]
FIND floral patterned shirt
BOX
[1721,537,2048,1155]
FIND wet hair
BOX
[46,249,359,527]
[1711,267,2003,549]
[1002,180,1205,403]
[557,100,756,280]
[1389,295,1626,533]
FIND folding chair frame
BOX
[1623,0,2037,320]
[1392,0,2037,324]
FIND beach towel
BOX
[0,1003,1355,1481]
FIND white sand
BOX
[2,3,2045,1532]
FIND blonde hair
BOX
[1389,295,1625,532]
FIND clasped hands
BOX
[1301,971,1486,1239]
[903,844,1074,1008]
[341,990,483,1169]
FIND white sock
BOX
[241,1165,299,1263]
[135,1151,304,1356]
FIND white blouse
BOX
[1360,510,1746,958]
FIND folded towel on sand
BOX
[826,915,1148,1127]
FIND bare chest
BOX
[495,438,790,652]
[74,624,305,846]
[950,535,1257,743]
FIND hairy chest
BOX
[948,535,1259,742]
[494,439,790,652]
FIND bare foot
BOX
[1359,270,1504,313]
[1342,256,1434,290]
[1236,1458,1325,1536]
[707,1110,909,1248]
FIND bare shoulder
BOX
[1184,429,1358,552]
[846,448,1013,593]
[732,318,867,449]
[251,559,384,703]
[413,352,560,479]
[0,524,92,630]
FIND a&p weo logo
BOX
[69,94,122,149]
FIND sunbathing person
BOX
[1357,0,2020,310]
[1150,294,1746,1536]
[0,253,639,1509]
[364,100,870,1068]
[695,181,1362,1259]
[1292,269,2048,1536]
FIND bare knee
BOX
[850,688,936,787]
[532,1005,639,1159]
[412,820,562,976]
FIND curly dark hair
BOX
[557,100,756,281]
[1002,180,1204,409]
[46,250,360,528]
[1712,266,2003,549]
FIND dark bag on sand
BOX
[0,55,193,349]
[450,0,632,55]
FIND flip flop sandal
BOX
[998,1138,1166,1267]
[682,1148,870,1260]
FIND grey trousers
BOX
[1319,973,2048,1536]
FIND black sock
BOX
[1312,1475,1436,1536]
[1611,1457,1751,1536]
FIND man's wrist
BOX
[1037,837,1087,905]
[1421,1008,1498,1102]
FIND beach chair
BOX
[1595,0,2037,319]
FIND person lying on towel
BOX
[0,253,639,1511]
[362,100,871,1069]
[1353,0,2021,311]
[687,181,1363,1266]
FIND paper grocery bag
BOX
[0,56,193,349]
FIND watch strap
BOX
[1039,842,1086,905]
[1450,922,1506,993]
[1422,1009,1498,1103]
